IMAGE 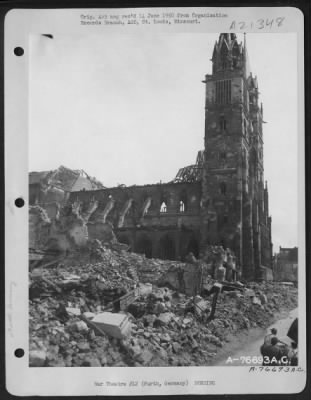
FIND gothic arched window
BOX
[160,201,167,213]
[179,190,188,213]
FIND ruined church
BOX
[32,33,273,280]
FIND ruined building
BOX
[29,165,105,217]
[30,33,273,280]
[273,247,298,282]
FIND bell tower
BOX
[200,33,272,280]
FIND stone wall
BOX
[69,182,201,261]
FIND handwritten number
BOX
[229,21,236,30]
[276,17,285,26]
[230,17,284,31]
[266,19,273,28]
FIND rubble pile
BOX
[29,242,298,368]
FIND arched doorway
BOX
[135,236,152,258]
[159,235,176,260]
[187,237,199,258]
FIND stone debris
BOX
[29,239,298,367]
[66,307,81,316]
[29,349,47,367]
[92,312,131,339]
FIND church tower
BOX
[200,33,272,280]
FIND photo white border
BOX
[5,6,306,396]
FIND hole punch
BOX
[15,198,25,208]
[42,34,53,39]
[14,47,24,56]
[14,348,24,358]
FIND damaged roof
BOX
[29,165,105,191]
[172,150,204,183]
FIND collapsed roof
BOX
[172,150,204,183]
[29,165,105,191]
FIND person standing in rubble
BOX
[261,336,283,366]
[213,246,226,282]
[264,328,278,345]
[287,342,298,366]
[185,252,201,295]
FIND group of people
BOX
[260,328,298,366]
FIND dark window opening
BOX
[219,116,227,131]
[220,182,227,195]
[223,215,229,224]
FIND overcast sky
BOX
[29,32,298,251]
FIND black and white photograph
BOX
[5,7,306,396]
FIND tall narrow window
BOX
[179,201,185,213]
[219,116,227,131]
[215,80,232,105]
[160,202,167,213]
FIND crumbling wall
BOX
[157,263,202,296]
[69,182,201,260]
[87,221,116,244]
[29,206,51,250]
[29,200,116,254]
[70,182,201,229]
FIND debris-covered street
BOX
[29,238,297,367]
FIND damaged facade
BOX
[29,165,105,217]
[273,247,298,282]
[30,34,273,280]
